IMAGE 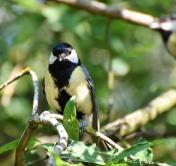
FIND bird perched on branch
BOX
[150,16,176,58]
[43,42,99,133]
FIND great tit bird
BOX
[43,42,99,132]
[150,16,176,58]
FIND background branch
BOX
[0,67,39,115]
[0,67,30,91]
[1,65,23,107]
[51,0,156,27]
[103,89,176,137]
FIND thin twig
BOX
[103,89,176,137]
[0,67,39,115]
[0,67,30,91]
[51,0,156,27]
[28,70,39,115]
[1,65,23,106]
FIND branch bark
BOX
[1,65,23,107]
[51,0,156,27]
[15,112,69,166]
[102,89,176,137]
[0,67,39,115]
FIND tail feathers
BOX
[92,108,100,132]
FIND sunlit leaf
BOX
[63,96,80,140]
[134,148,153,162]
[61,140,105,165]
[112,140,151,162]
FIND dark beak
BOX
[58,53,65,61]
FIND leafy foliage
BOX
[39,139,154,165]
[63,96,80,141]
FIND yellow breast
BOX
[65,66,93,115]
[44,70,61,112]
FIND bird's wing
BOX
[42,79,45,95]
[80,65,100,132]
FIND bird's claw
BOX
[79,120,87,135]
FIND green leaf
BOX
[112,140,151,162]
[0,136,41,155]
[63,96,80,140]
[61,140,105,165]
[134,147,153,162]
[0,139,19,154]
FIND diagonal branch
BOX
[50,0,156,27]
[0,67,39,115]
[102,89,176,137]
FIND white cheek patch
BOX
[49,53,57,64]
[161,22,173,31]
[66,49,79,64]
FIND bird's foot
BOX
[79,120,87,135]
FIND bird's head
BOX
[49,42,79,65]
[150,16,176,41]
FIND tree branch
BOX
[1,65,23,107]
[15,112,69,166]
[47,112,124,151]
[0,67,39,115]
[102,89,176,137]
[50,0,156,27]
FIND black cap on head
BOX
[52,42,73,56]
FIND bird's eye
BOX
[68,50,71,54]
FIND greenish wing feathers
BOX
[80,65,100,132]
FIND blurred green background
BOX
[1,0,176,165]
